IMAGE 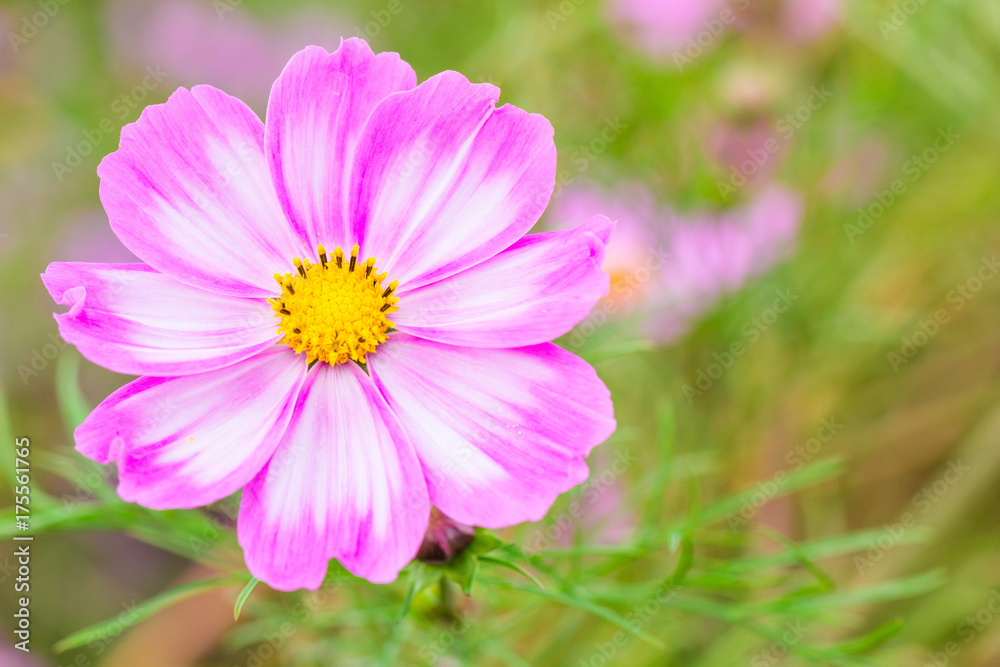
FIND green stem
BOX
[439,576,453,618]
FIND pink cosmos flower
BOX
[708,117,786,192]
[606,0,725,61]
[106,0,350,107]
[42,39,616,591]
[549,182,801,343]
[781,0,840,43]
[0,644,42,667]
[607,0,839,61]
[652,185,801,340]
[0,12,11,74]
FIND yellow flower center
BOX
[271,244,398,365]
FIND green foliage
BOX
[54,574,251,653]
[17,349,941,665]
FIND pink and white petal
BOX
[266,40,416,249]
[99,85,307,297]
[393,216,613,347]
[75,347,305,509]
[238,362,429,591]
[43,262,279,376]
[368,335,616,529]
[349,71,556,289]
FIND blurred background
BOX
[3,0,1000,665]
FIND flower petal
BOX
[393,216,613,347]
[368,335,615,528]
[98,85,307,297]
[75,347,306,509]
[648,186,802,341]
[42,262,279,376]
[238,362,429,590]
[265,40,416,249]
[349,70,556,289]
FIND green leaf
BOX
[0,503,128,539]
[678,458,845,533]
[665,534,694,587]
[721,527,933,574]
[479,575,666,650]
[0,385,18,494]
[479,555,545,590]
[783,570,946,615]
[398,563,436,622]
[233,577,260,621]
[467,528,506,556]
[759,526,835,593]
[444,550,480,596]
[55,351,91,435]
[54,575,249,653]
[647,401,677,514]
[827,617,905,654]
[321,559,359,584]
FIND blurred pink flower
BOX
[106,0,350,107]
[606,0,726,61]
[781,0,840,43]
[606,0,839,61]
[708,117,786,192]
[549,182,802,342]
[549,447,639,549]
[584,478,637,545]
[0,645,42,667]
[578,449,639,545]
[548,182,660,281]
[820,137,891,207]
[0,11,11,74]
[652,186,801,340]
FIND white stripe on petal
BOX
[75,347,306,509]
[43,262,279,376]
[394,216,613,347]
[238,362,428,590]
[349,71,556,290]
[99,85,308,297]
[265,41,416,249]
[368,335,615,529]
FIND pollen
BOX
[271,244,398,365]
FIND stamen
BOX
[270,244,398,366]
[349,244,359,273]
